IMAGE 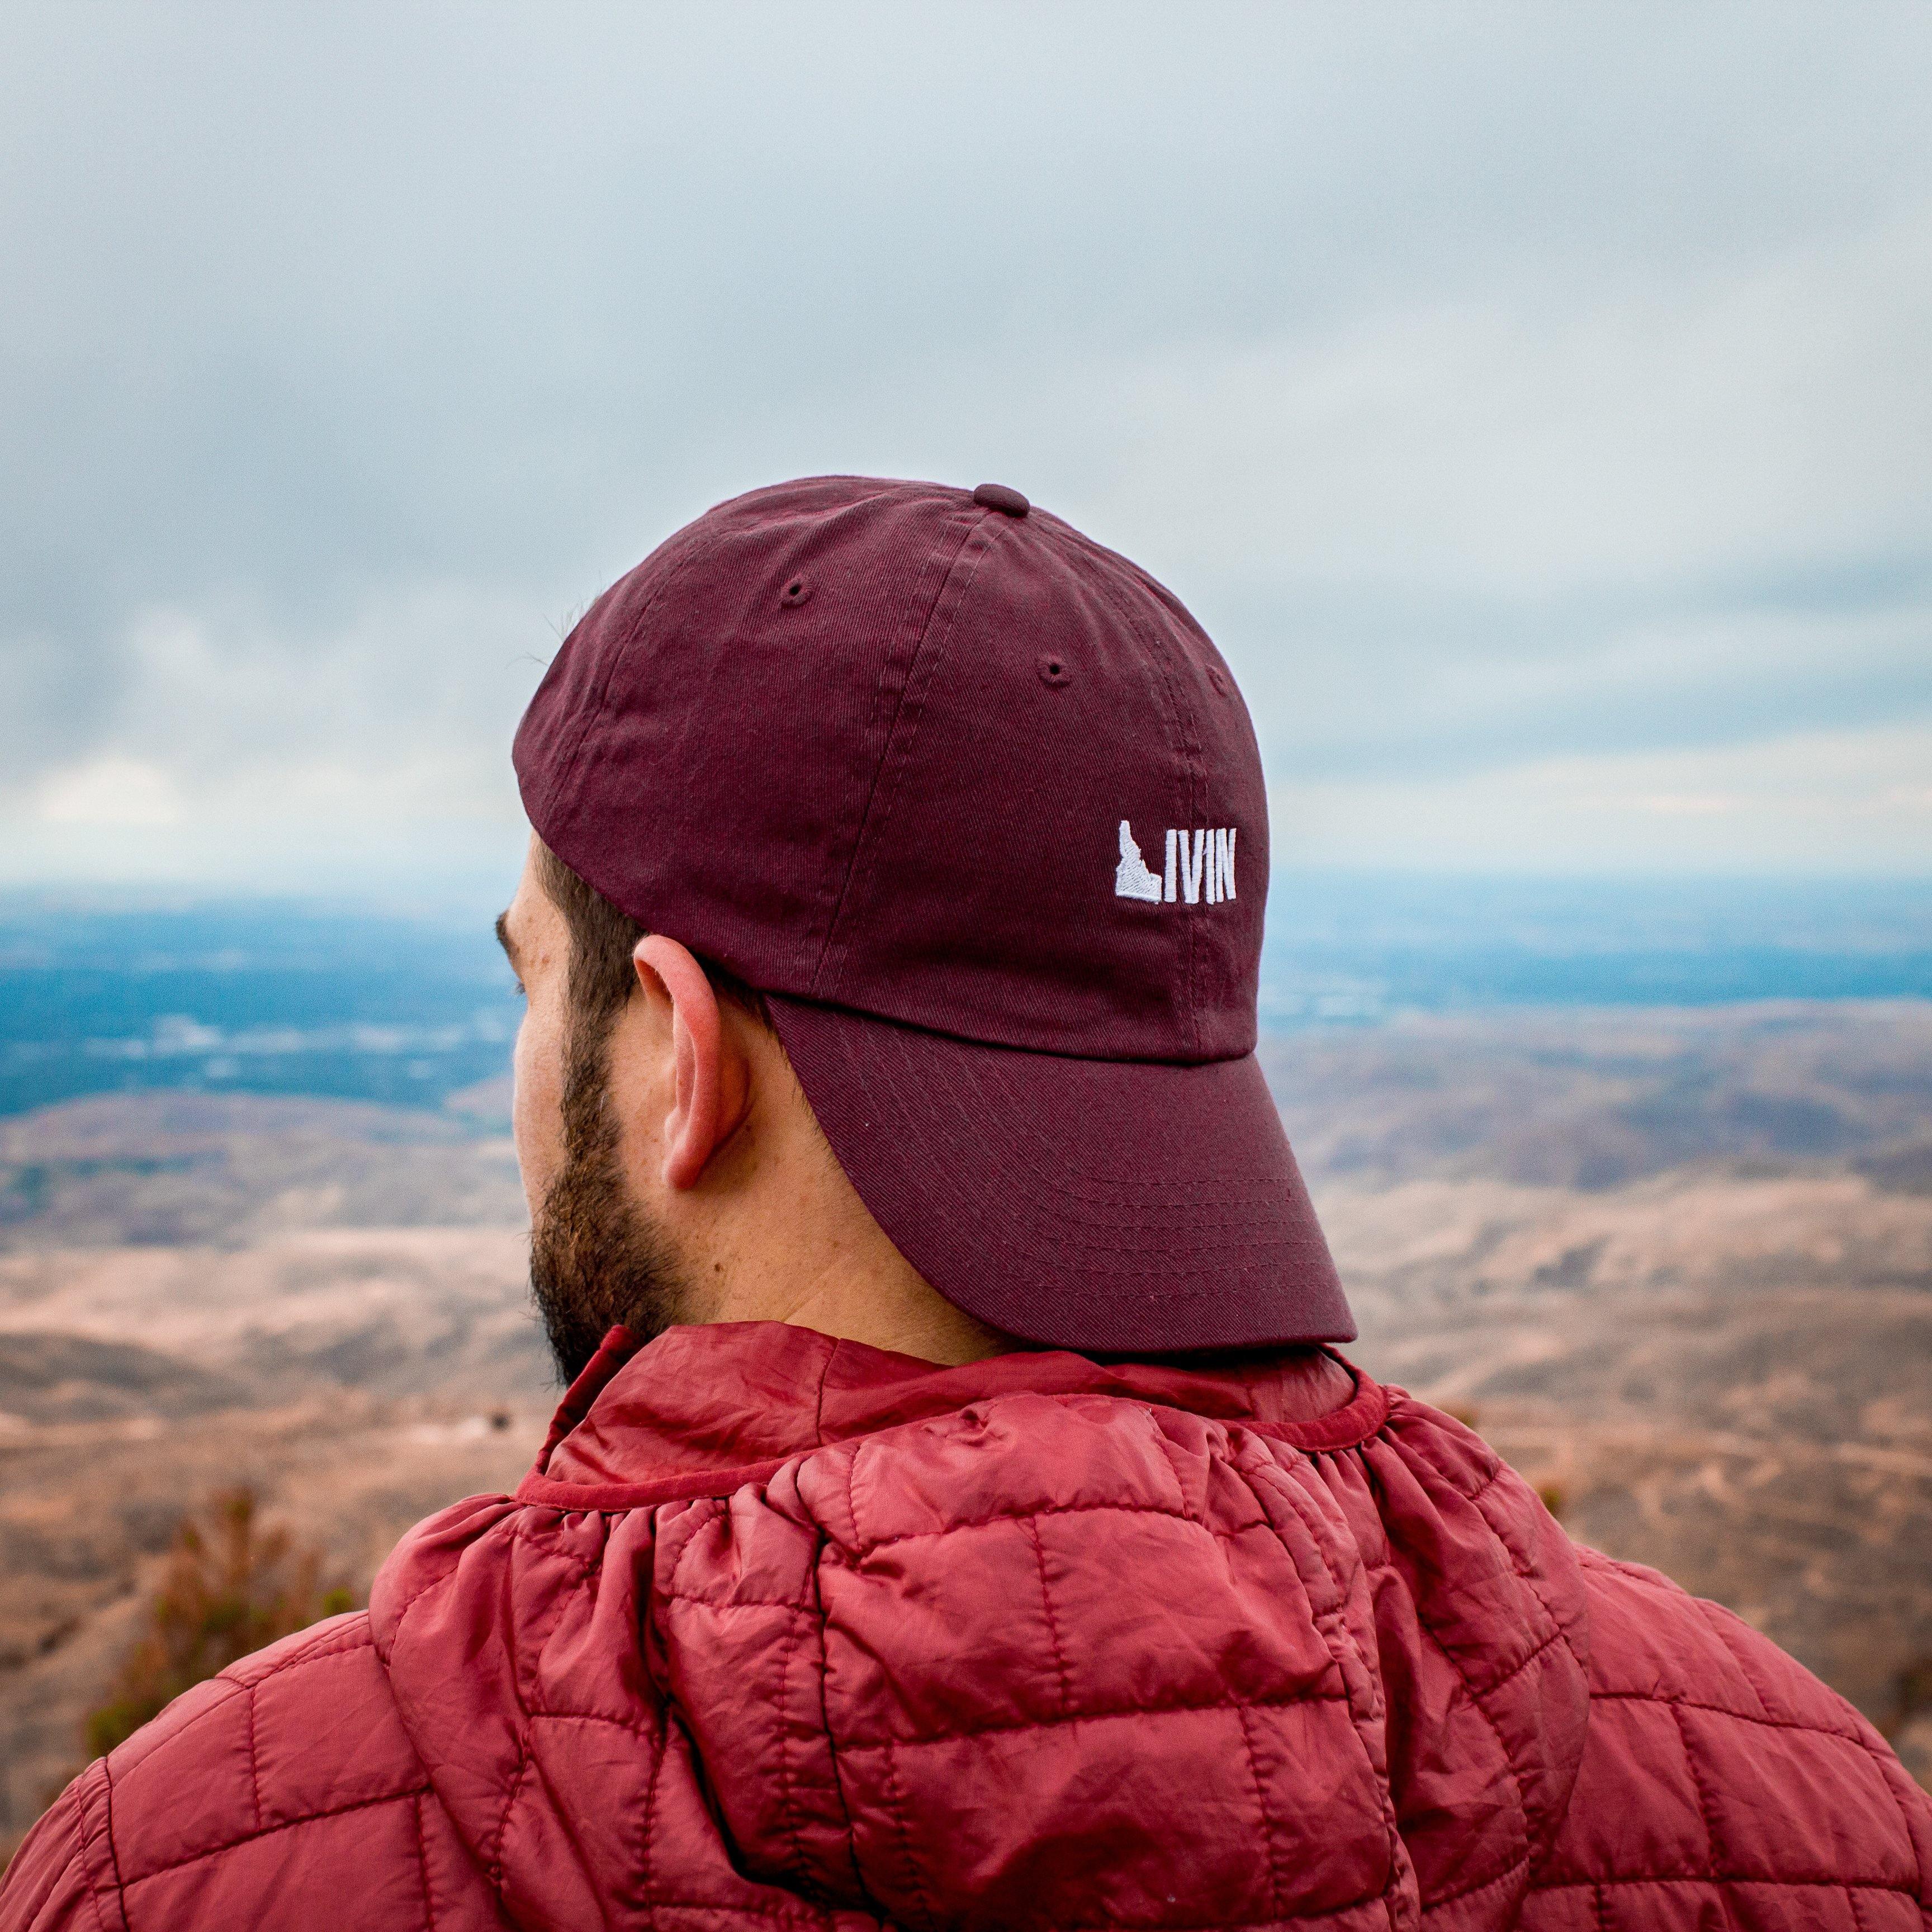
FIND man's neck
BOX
[688,1227,1009,1366]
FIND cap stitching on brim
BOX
[775,999,1294,1205]
[787,1016,1355,1344]
[957,1040,1305,1208]
[792,1008,1331,1272]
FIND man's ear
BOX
[632,936,755,1190]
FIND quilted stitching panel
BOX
[1451,1627,1594,1892]
[642,1914,875,1932]
[251,1637,427,1829]
[523,1512,662,1727]
[1574,1550,1787,1715]
[1531,1696,1708,1886]
[1353,1445,1562,1698]
[818,1509,1158,1743]
[638,1716,855,1924]
[85,1612,440,1916]
[377,1510,614,1869]
[1526,1549,1931,1925]
[1830,1890,1932,1932]
[417,1788,519,1931]
[1522,1877,1876,1931]
[498,1713,662,1929]
[794,1403,1408,1928]
[1682,1704,1919,1889]
[1342,1553,1523,1892]
[1033,1510,1344,1717]
[117,1792,430,1931]
[0,1785,112,1932]
[105,1680,257,1880]
[347,1368,1924,1932]
[834,1393,1192,1550]
[1627,1878,1897,1931]
[98,1671,244,1784]
[666,1488,822,1608]
[1332,1418,1591,1921]
[657,1593,868,1904]
[1506,1883,1599,1932]
[383,1498,874,1930]
[834,1706,1359,1929]
[667,1484,1071,1907]
[1242,1697,1408,1917]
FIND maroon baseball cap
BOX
[514,476,1352,1352]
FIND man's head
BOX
[506,475,1353,1367]
[499,835,1002,1381]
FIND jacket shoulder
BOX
[0,1787,91,1932]
[1523,1547,1932,1928]
[1,1612,504,1931]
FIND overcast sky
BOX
[4,2,1930,892]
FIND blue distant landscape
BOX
[0,894,523,1119]
[2,875,1930,1120]
[1257,874,1932,1022]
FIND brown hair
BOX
[532,841,769,1090]
[527,841,776,1377]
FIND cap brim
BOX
[766,996,1355,1355]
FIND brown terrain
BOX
[0,1096,548,1844]
[1,1000,1929,1849]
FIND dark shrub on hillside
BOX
[82,1488,353,1760]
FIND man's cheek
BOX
[512,1008,567,1204]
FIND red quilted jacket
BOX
[4,1320,1928,1930]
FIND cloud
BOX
[2,2,1931,882]
[854,206,1932,780]
[3,586,548,827]
[1270,722,1932,874]
[1090,209,1932,593]
[37,756,184,827]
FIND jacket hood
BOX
[371,1322,1591,1931]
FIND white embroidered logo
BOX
[1115,820,1238,905]
[1114,820,1164,902]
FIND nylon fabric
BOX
[3,1320,1926,1931]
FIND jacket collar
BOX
[517,1319,1384,1512]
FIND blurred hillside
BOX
[1,997,1928,1844]
[1261,998,1932,1187]
[0,1091,521,1251]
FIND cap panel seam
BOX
[808,509,994,1000]
[532,522,736,873]
[1077,542,1207,1059]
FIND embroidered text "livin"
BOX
[1115,821,1237,906]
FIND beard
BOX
[528,1068,695,1386]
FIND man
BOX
[4,476,1926,1930]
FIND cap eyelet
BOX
[779,575,813,609]
[1037,654,1073,688]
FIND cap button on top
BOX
[972,482,1030,518]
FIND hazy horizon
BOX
[6,874,1930,1120]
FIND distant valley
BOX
[1,999,1928,1844]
